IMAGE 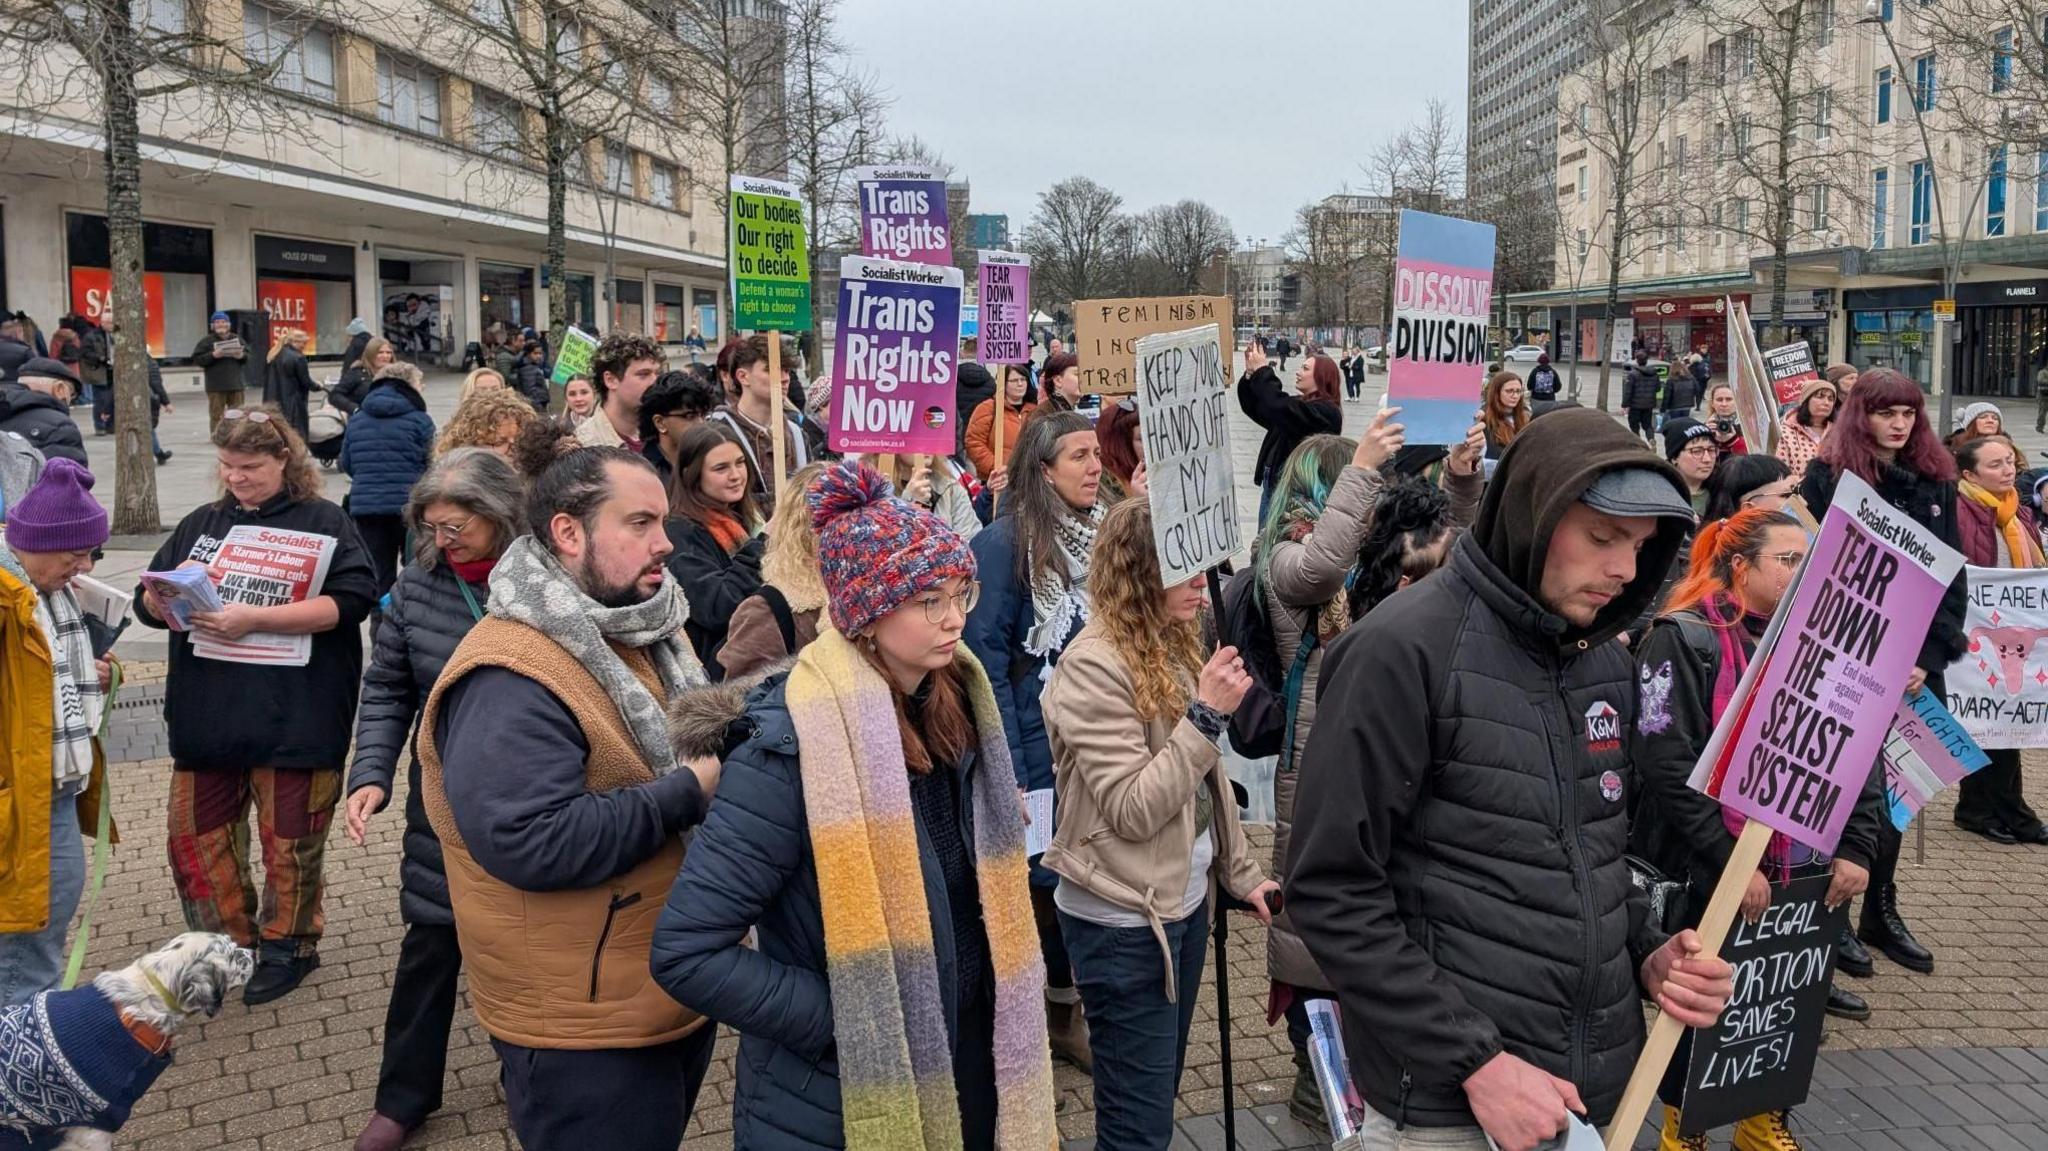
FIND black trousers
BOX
[1955,748,2045,836]
[1627,408,1657,441]
[1030,883,1073,990]
[352,513,407,602]
[374,922,462,1127]
[493,1022,718,1151]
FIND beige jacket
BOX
[1041,626,1265,1001]
[574,409,628,449]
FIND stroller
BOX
[306,382,348,467]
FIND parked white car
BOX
[1501,345,1548,367]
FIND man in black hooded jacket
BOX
[1286,407,1734,1151]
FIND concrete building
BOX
[0,0,769,372]
[1468,0,1585,292]
[967,213,1009,251]
[1231,245,1291,327]
[1521,1,2048,404]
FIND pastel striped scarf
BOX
[786,627,1058,1151]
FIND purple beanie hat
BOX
[6,458,108,553]
[807,461,975,635]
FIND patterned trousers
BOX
[167,768,342,960]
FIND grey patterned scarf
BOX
[1024,502,1104,658]
[486,535,707,775]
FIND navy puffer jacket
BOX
[344,560,485,925]
[339,374,434,515]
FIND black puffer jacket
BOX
[1799,458,1969,675]
[1287,407,1690,1129]
[0,384,86,466]
[344,560,487,925]
[1238,364,1343,491]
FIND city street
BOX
[46,365,2048,1150]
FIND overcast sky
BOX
[837,0,1469,248]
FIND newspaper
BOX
[1305,999,1365,1142]
[211,337,244,358]
[138,566,223,631]
[189,524,337,667]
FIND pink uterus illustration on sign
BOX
[1969,613,2048,695]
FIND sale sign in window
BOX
[259,279,319,354]
[69,267,166,356]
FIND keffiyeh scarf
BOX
[485,535,707,775]
[1,544,100,787]
[1024,504,1103,658]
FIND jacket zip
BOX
[588,890,642,1002]
[1396,1069,1412,1130]
[1543,661,1600,1092]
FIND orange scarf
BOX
[1961,480,2046,568]
[704,512,749,556]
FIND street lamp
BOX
[1858,0,1955,433]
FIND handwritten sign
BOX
[1689,471,1965,854]
[1882,688,1991,831]
[826,256,962,456]
[729,174,811,332]
[1945,565,2048,748]
[856,165,951,266]
[1680,872,1845,1136]
[1075,295,1233,396]
[977,251,1032,365]
[1763,340,1820,406]
[1389,209,1496,445]
[1134,325,1240,584]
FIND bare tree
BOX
[1135,200,1235,294]
[1282,199,1373,336]
[0,0,345,531]
[1470,143,1556,335]
[1021,176,1126,317]
[782,0,887,361]
[1562,0,1686,408]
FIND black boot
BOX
[1835,927,1874,978]
[244,952,320,1005]
[1858,883,1933,974]
[1825,982,1871,1021]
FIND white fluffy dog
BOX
[0,932,254,1150]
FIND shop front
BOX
[1630,295,1729,363]
[254,234,357,359]
[1746,288,1833,367]
[612,278,644,334]
[479,262,535,335]
[65,212,215,361]
[1846,280,2048,399]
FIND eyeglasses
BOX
[420,515,475,541]
[1756,551,1808,568]
[220,409,274,424]
[1116,398,1138,414]
[1681,443,1718,459]
[917,582,981,623]
[1743,485,1799,505]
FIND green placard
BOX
[729,174,812,332]
[551,326,598,386]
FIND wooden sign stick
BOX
[769,333,789,489]
[1604,818,1774,1150]
[990,377,1007,515]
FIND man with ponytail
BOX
[1631,507,1884,1151]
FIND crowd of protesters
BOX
[0,321,2042,1151]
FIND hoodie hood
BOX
[1471,406,1692,646]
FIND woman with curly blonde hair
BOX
[435,388,536,460]
[1041,497,1280,1151]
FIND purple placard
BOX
[857,165,951,266]
[1694,470,1965,855]
[977,250,1032,365]
[828,255,963,455]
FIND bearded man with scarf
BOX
[417,447,723,1151]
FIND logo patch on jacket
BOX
[1638,661,1675,735]
[1600,769,1624,803]
[1585,700,1622,754]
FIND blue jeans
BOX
[1061,904,1210,1151]
[0,788,85,1007]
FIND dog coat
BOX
[0,987,172,1148]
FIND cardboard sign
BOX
[69,267,166,357]
[729,174,812,332]
[1679,872,1846,1136]
[1725,300,1781,457]
[826,255,962,455]
[1763,340,1820,406]
[550,326,598,386]
[1689,471,1965,855]
[1134,325,1240,584]
[258,279,319,354]
[1075,295,1233,396]
[1388,209,1497,445]
[977,251,1032,365]
[1883,687,1991,830]
[1946,565,2048,748]
[855,164,951,266]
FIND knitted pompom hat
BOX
[807,460,975,635]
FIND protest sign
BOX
[855,165,951,266]
[729,175,811,332]
[1679,872,1846,1136]
[1075,295,1233,396]
[1946,565,2048,748]
[1388,209,1496,446]
[1609,317,1635,365]
[1762,340,1820,406]
[191,525,338,667]
[977,251,1032,365]
[826,255,962,456]
[1725,299,1780,456]
[1133,325,1240,584]
[549,326,598,387]
[1882,687,1990,831]
[1687,470,1965,855]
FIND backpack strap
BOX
[758,584,797,654]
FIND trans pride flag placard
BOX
[1387,209,1496,445]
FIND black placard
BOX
[1680,871,1845,1135]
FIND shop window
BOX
[1910,161,1931,244]
[244,2,334,102]
[377,53,442,137]
[612,279,645,333]
[654,282,686,343]
[254,235,356,357]
[1875,67,1891,124]
[479,262,534,333]
[1872,168,1888,249]
[692,287,720,342]
[1987,146,2008,236]
[65,212,214,360]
